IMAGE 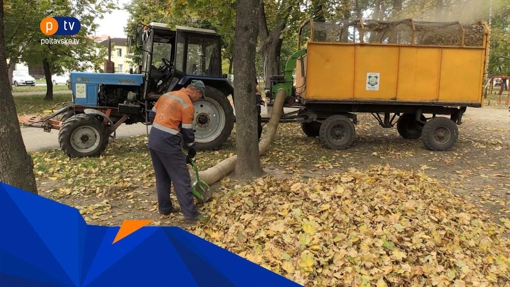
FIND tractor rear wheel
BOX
[58,113,110,158]
[59,109,75,122]
[301,121,321,137]
[193,86,234,150]
[421,117,458,151]
[319,115,355,150]
[397,113,425,139]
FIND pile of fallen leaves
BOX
[188,165,510,286]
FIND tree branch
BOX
[258,2,269,42]
[6,6,28,44]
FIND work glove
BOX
[186,147,196,164]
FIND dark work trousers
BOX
[149,148,199,219]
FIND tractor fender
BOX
[177,76,234,99]
[83,108,116,139]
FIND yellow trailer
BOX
[267,18,490,151]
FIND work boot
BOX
[184,213,209,225]
[160,206,181,218]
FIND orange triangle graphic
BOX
[112,220,153,244]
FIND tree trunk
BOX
[436,0,444,21]
[389,0,403,42]
[261,34,283,89]
[0,0,38,194]
[258,2,291,90]
[354,0,363,19]
[43,58,53,101]
[392,0,402,18]
[373,0,382,20]
[311,0,327,41]
[232,0,263,181]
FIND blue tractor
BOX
[22,23,235,158]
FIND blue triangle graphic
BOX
[1,183,85,286]
[164,229,237,287]
[83,228,199,287]
[81,226,159,286]
[169,228,302,287]
[0,272,64,287]
[0,248,72,287]
[0,184,75,286]
[80,225,109,286]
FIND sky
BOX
[93,0,132,38]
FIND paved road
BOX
[22,123,152,152]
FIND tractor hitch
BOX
[19,106,71,132]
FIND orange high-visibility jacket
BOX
[151,88,195,148]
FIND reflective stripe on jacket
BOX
[151,88,195,148]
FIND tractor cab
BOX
[136,23,223,100]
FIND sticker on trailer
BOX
[75,83,86,98]
[366,73,380,91]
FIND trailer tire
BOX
[397,113,425,139]
[421,117,458,151]
[58,114,110,158]
[301,121,321,137]
[319,115,355,150]
[193,86,234,150]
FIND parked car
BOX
[12,71,36,86]
[52,74,69,85]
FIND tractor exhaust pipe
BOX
[104,36,115,73]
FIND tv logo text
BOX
[40,17,81,36]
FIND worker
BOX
[147,80,207,224]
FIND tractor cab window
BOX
[142,28,176,94]
[175,32,222,77]
[152,41,173,68]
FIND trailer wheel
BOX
[319,115,355,150]
[193,86,234,150]
[397,113,425,139]
[421,117,458,151]
[58,114,110,158]
[301,121,321,137]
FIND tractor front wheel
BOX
[58,113,110,158]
